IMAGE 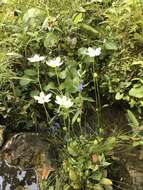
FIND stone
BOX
[124,147,143,190]
[0,133,57,180]
[109,146,143,190]
[0,160,39,190]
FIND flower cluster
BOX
[86,47,101,57]
[34,92,73,109]
[28,47,101,108]
[28,55,63,68]
[28,46,101,65]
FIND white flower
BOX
[86,47,101,57]
[46,57,63,67]
[55,95,73,108]
[34,92,52,104]
[28,54,45,62]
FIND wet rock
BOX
[124,147,143,190]
[0,160,39,190]
[0,125,6,147]
[0,133,57,180]
[110,146,143,190]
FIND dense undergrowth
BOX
[0,0,143,189]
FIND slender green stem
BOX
[92,62,101,131]
[55,67,63,95]
[79,93,83,135]
[43,103,51,126]
[96,77,102,125]
[67,114,70,136]
[37,63,42,91]
[55,68,68,133]
[36,63,51,127]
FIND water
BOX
[0,160,39,190]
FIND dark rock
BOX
[0,133,57,180]
[109,146,143,190]
[0,160,38,190]
[124,147,143,190]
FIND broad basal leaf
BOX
[129,86,143,98]
[127,109,139,128]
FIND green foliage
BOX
[127,109,139,129]
[0,0,99,128]
[1,0,143,189]
[127,109,143,140]
[0,53,14,86]
[56,135,115,190]
[0,0,142,138]
[100,0,143,109]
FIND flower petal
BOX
[38,99,45,104]
[94,47,101,56]
[86,47,101,57]
[33,95,41,101]
[44,93,52,102]
[28,54,45,62]
[46,57,63,67]
[55,95,73,108]
[55,96,62,105]
[40,92,45,98]
[34,92,52,104]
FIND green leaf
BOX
[82,97,95,102]
[78,47,87,55]
[23,8,41,23]
[100,178,112,186]
[127,110,139,128]
[92,184,104,190]
[67,146,77,157]
[55,177,62,190]
[104,39,118,50]
[63,184,70,190]
[0,0,7,5]
[30,90,39,97]
[48,186,54,190]
[80,23,99,36]
[73,13,83,25]
[19,77,32,86]
[115,92,123,100]
[72,110,81,124]
[131,61,143,67]
[131,78,143,84]
[71,182,81,189]
[24,69,37,76]
[133,141,143,147]
[129,86,143,98]
[69,170,78,181]
[44,32,59,48]
[43,82,56,91]
[63,78,80,93]
[59,70,67,79]
[104,137,116,151]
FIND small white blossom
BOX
[86,47,101,57]
[46,57,63,67]
[34,92,52,104]
[55,95,73,108]
[28,54,45,62]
